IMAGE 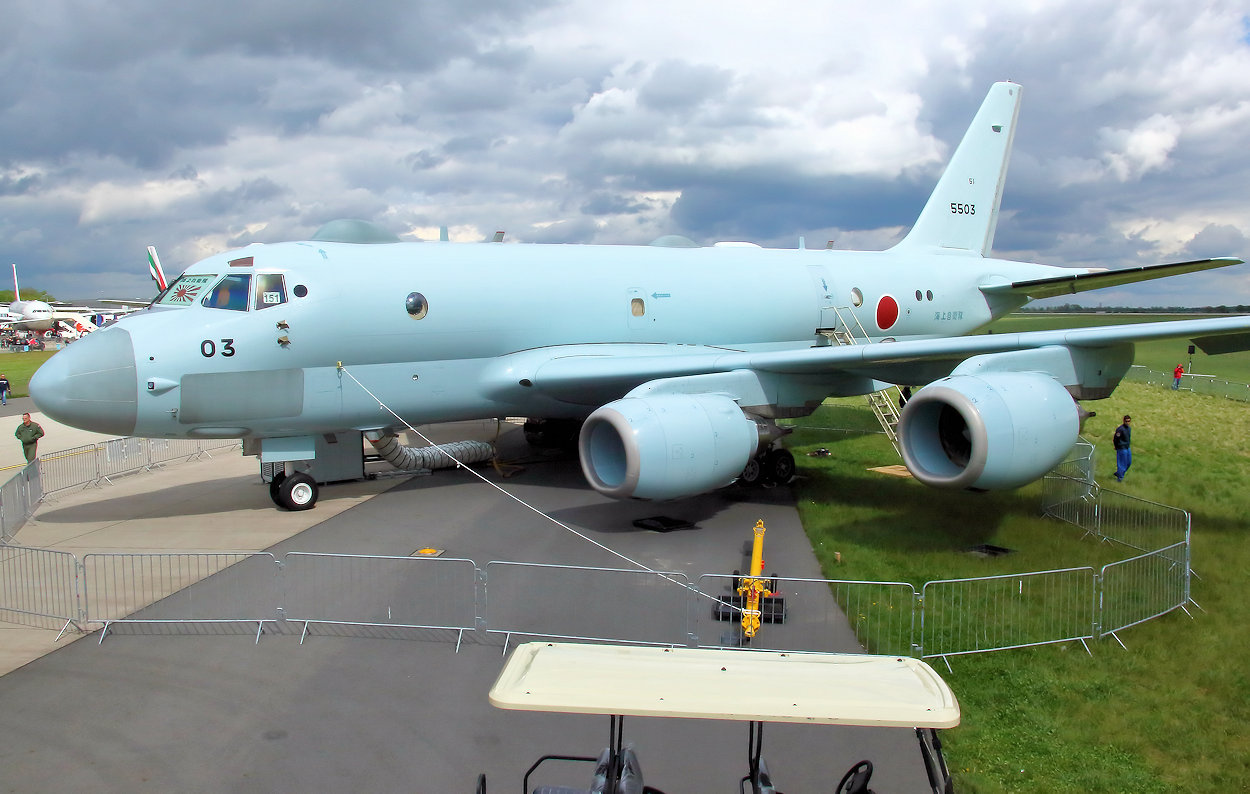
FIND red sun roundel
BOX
[876,295,899,330]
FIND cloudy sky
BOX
[3,0,1249,306]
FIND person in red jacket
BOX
[1172,364,1184,390]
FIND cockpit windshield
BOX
[156,274,219,307]
[202,274,252,311]
[152,271,285,311]
[254,273,287,310]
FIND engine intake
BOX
[898,372,1079,491]
[579,393,758,500]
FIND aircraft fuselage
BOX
[32,239,1052,441]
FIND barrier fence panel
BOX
[1041,474,1100,527]
[921,567,1097,660]
[1084,490,1190,556]
[97,437,151,480]
[484,561,691,649]
[1127,364,1250,403]
[1099,541,1190,637]
[281,552,478,645]
[146,438,207,467]
[35,439,243,499]
[0,545,79,632]
[37,443,102,494]
[0,461,41,543]
[691,574,917,656]
[82,552,279,642]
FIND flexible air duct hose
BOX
[366,433,495,472]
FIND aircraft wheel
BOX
[765,449,796,484]
[739,456,763,486]
[277,472,318,511]
[268,472,287,506]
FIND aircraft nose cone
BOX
[30,328,138,436]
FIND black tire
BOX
[738,455,763,486]
[277,472,318,511]
[764,449,796,483]
[268,472,287,507]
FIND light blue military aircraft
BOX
[30,82,1250,510]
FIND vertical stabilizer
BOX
[893,82,1022,256]
[147,246,169,291]
[11,263,20,302]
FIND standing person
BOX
[15,412,44,463]
[0,372,9,405]
[1113,415,1132,482]
[1172,364,1184,390]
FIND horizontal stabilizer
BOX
[980,257,1243,300]
[1192,331,1250,355]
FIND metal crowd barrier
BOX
[0,438,1197,662]
[0,539,1197,660]
[691,573,917,657]
[0,461,40,543]
[920,567,1098,662]
[0,544,80,636]
[483,561,693,651]
[36,437,239,497]
[81,552,280,643]
[1127,364,1250,402]
[281,552,478,647]
[1099,541,1191,640]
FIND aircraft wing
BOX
[979,257,1243,300]
[517,314,1250,400]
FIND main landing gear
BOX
[738,447,796,488]
[269,471,319,511]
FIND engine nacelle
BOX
[579,393,759,500]
[898,372,1079,491]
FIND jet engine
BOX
[898,372,1079,491]
[579,393,759,500]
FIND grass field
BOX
[0,350,55,398]
[791,314,1250,792]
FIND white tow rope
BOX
[338,364,735,612]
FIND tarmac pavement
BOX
[0,414,940,792]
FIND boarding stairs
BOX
[819,307,905,457]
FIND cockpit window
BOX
[254,273,287,310]
[202,274,252,311]
[157,274,219,307]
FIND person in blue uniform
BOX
[1113,415,1131,482]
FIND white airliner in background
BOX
[29,82,1250,510]
[1,264,97,335]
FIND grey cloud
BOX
[202,178,290,215]
[580,192,649,216]
[0,173,41,196]
[407,150,449,171]
[1182,224,1249,259]
[637,60,732,112]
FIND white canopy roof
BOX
[489,643,959,729]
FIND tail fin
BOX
[892,81,1022,256]
[147,246,168,292]
[11,263,20,302]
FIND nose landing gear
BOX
[268,471,319,511]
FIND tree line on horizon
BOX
[0,289,56,303]
[1022,304,1250,314]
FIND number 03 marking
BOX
[200,338,236,357]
